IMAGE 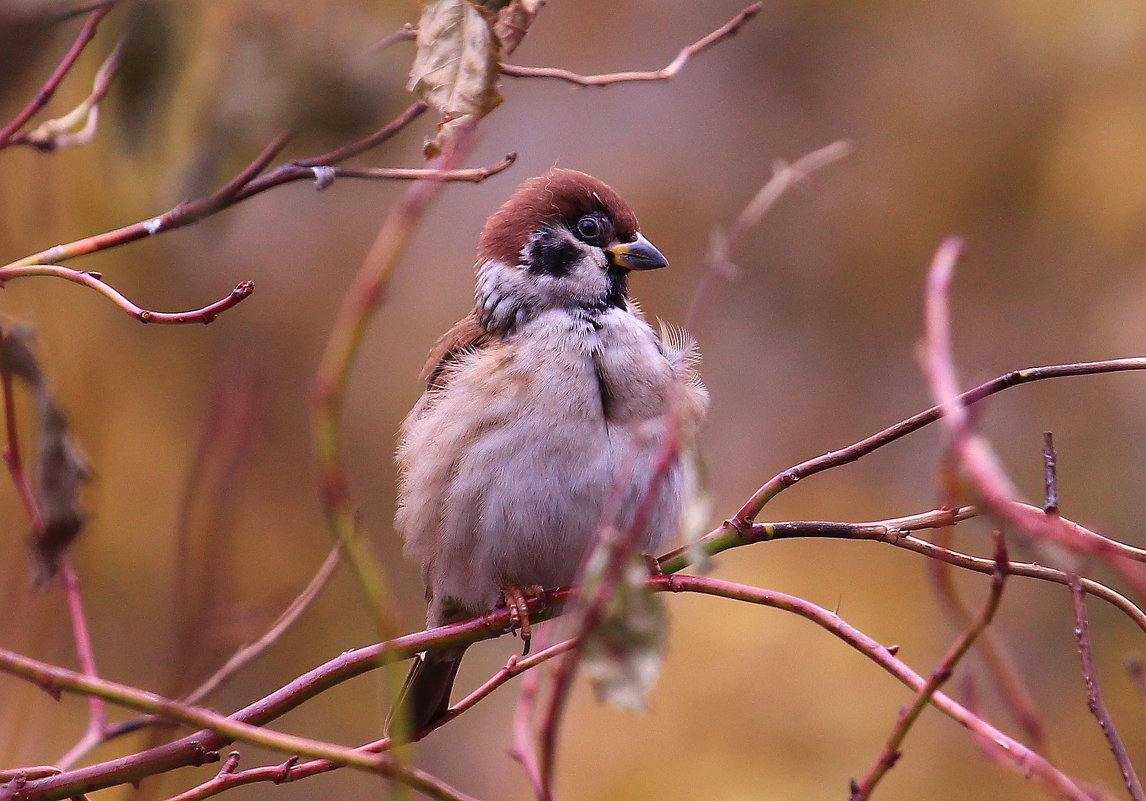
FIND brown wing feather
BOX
[419,311,492,389]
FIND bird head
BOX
[473,168,667,332]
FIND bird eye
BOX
[575,214,604,242]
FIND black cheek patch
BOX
[527,229,580,277]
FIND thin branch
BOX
[685,139,851,331]
[368,23,418,53]
[53,2,121,22]
[0,266,253,324]
[0,6,114,148]
[920,238,1146,597]
[185,543,342,705]
[88,545,342,751]
[54,562,106,770]
[151,632,563,801]
[0,647,403,776]
[316,155,517,186]
[1070,580,1145,801]
[1043,431,1059,514]
[656,574,1091,801]
[449,638,575,724]
[311,127,477,632]
[731,355,1146,528]
[500,3,761,86]
[2,516,1131,801]
[10,38,124,151]
[851,533,1009,800]
[1,604,533,801]
[0,354,43,532]
[4,103,430,270]
[159,747,481,801]
[509,649,551,801]
[926,521,1051,753]
[0,339,107,770]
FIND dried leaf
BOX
[0,323,43,386]
[408,0,503,155]
[493,0,545,56]
[30,398,91,582]
[581,549,669,711]
[0,323,90,582]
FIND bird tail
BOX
[387,645,468,740]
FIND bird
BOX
[391,167,708,737]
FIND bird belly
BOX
[397,310,686,622]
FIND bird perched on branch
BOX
[391,168,708,736]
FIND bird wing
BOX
[419,311,494,389]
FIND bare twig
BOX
[11,38,123,151]
[4,103,431,270]
[88,544,343,750]
[315,154,517,186]
[0,265,253,324]
[920,238,1146,597]
[0,343,43,531]
[54,562,106,770]
[54,2,120,22]
[1043,431,1059,514]
[1070,581,1145,801]
[657,504,1146,633]
[508,647,559,801]
[0,646,404,776]
[686,140,852,331]
[926,522,1051,753]
[311,126,477,631]
[1,603,534,801]
[368,23,418,53]
[0,341,107,770]
[186,544,342,706]
[451,638,575,724]
[657,574,1091,801]
[500,3,761,86]
[0,6,114,148]
[731,355,1146,529]
[159,747,480,801]
[850,533,1009,800]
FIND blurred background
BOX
[3,0,1146,799]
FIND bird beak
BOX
[606,233,669,271]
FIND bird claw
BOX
[500,585,544,655]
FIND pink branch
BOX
[0,265,253,324]
[920,238,1146,597]
[501,3,761,86]
[1070,581,1144,801]
[657,574,1091,800]
[0,6,114,148]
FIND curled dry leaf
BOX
[493,0,546,55]
[408,0,504,156]
[0,322,90,582]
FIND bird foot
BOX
[500,585,545,655]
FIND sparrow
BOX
[391,168,708,737]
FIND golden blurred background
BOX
[3,1,1146,799]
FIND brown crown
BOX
[475,168,641,267]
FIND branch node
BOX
[217,751,241,777]
[274,756,300,784]
[311,166,336,191]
